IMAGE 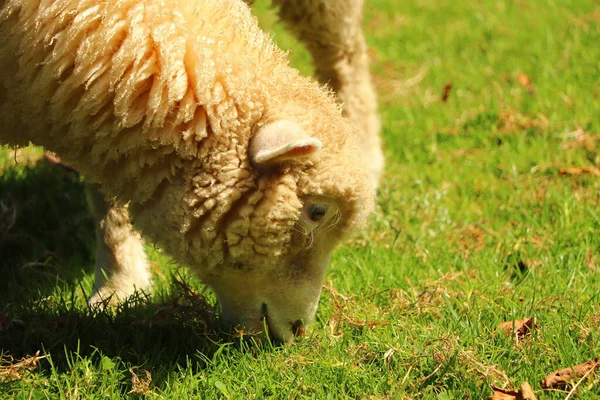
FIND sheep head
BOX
[197,119,374,343]
[127,114,373,343]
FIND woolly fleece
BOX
[0,0,374,339]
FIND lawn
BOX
[1,0,599,398]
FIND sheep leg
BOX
[274,0,384,188]
[85,183,152,306]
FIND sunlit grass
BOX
[1,0,599,398]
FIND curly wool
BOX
[0,0,372,278]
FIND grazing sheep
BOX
[0,0,377,342]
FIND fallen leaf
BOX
[517,74,534,94]
[519,383,537,400]
[489,382,537,400]
[559,166,600,177]
[517,74,532,87]
[499,318,537,342]
[541,359,599,388]
[441,82,453,103]
[489,387,517,400]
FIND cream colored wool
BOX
[273,0,384,188]
[0,0,375,341]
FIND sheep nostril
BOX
[292,320,305,337]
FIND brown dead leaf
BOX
[489,383,537,400]
[517,74,534,94]
[517,74,532,87]
[559,166,600,177]
[518,383,536,400]
[499,318,537,342]
[441,82,453,103]
[541,359,599,388]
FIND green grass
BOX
[1,0,599,398]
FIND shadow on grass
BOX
[0,160,248,387]
[0,159,93,299]
[0,283,227,367]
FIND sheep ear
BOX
[249,120,322,165]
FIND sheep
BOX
[0,0,377,342]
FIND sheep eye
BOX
[305,203,327,223]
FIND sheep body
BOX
[0,0,375,341]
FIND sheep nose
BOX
[292,320,305,337]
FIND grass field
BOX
[1,0,600,398]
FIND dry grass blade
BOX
[135,278,217,337]
[541,359,599,389]
[499,318,537,343]
[560,127,600,152]
[373,67,428,100]
[459,350,511,388]
[322,283,388,330]
[0,351,46,382]
[129,368,153,395]
[497,108,548,132]
[559,166,600,177]
[565,364,598,400]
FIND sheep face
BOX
[196,120,373,343]
[209,197,343,342]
